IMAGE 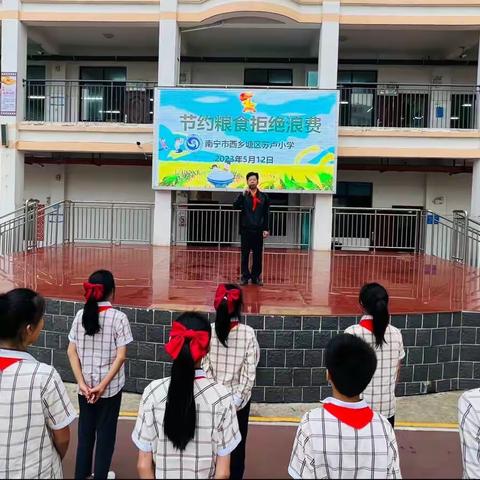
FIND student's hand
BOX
[263,231,269,239]
[79,382,93,402]
[88,383,106,404]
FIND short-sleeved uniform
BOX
[132,369,241,479]
[458,388,480,479]
[68,301,133,397]
[0,349,77,479]
[345,316,405,418]
[288,397,402,479]
[203,323,260,409]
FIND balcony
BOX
[24,80,479,131]
[24,80,156,124]
[338,84,478,130]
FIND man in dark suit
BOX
[233,172,270,286]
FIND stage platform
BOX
[1,244,479,315]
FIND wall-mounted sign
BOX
[0,73,17,116]
[153,87,339,193]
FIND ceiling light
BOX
[462,103,472,107]
[103,33,115,39]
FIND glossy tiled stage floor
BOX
[1,244,479,315]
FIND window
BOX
[80,67,127,122]
[450,94,476,129]
[338,71,378,127]
[334,182,372,208]
[25,65,46,121]
[244,69,293,86]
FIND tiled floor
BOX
[1,244,479,315]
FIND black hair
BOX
[82,269,115,336]
[215,283,243,348]
[326,334,377,398]
[0,288,46,343]
[164,312,211,451]
[359,282,390,348]
[246,171,259,181]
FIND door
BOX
[80,67,127,122]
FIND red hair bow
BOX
[83,282,104,301]
[165,321,210,362]
[214,284,241,315]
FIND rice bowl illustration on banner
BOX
[153,87,339,193]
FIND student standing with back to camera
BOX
[345,282,405,428]
[0,288,77,479]
[67,270,133,479]
[132,312,241,479]
[203,284,260,480]
[233,172,270,286]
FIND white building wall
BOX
[338,170,472,216]
[25,164,154,204]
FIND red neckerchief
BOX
[323,399,373,429]
[98,306,112,313]
[0,357,22,372]
[230,321,239,330]
[359,315,374,333]
[251,190,261,212]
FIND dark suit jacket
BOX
[233,190,270,233]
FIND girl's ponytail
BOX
[359,283,390,348]
[164,312,211,451]
[82,270,115,336]
[213,284,243,348]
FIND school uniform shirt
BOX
[288,397,402,479]
[0,349,77,479]
[345,316,405,418]
[131,369,241,479]
[68,301,133,398]
[458,388,480,479]
[203,322,260,410]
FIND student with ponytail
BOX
[132,312,241,479]
[203,284,260,480]
[67,270,133,479]
[345,282,405,427]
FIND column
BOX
[471,160,480,222]
[472,35,480,223]
[312,0,340,250]
[0,5,27,217]
[153,0,180,246]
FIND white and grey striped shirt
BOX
[132,369,241,479]
[345,317,405,418]
[459,388,480,479]
[68,301,133,398]
[203,322,260,409]
[288,397,401,479]
[0,349,77,479]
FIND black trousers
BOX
[241,230,263,280]
[230,401,251,480]
[388,415,395,428]
[75,391,122,479]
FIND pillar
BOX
[153,0,180,246]
[0,5,27,217]
[472,36,480,223]
[312,0,339,250]
[471,160,480,222]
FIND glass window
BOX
[80,67,127,122]
[450,93,476,129]
[25,65,46,121]
[244,69,292,86]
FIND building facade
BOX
[1,0,480,249]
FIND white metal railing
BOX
[0,200,154,256]
[332,207,480,269]
[171,203,313,249]
[332,207,423,251]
